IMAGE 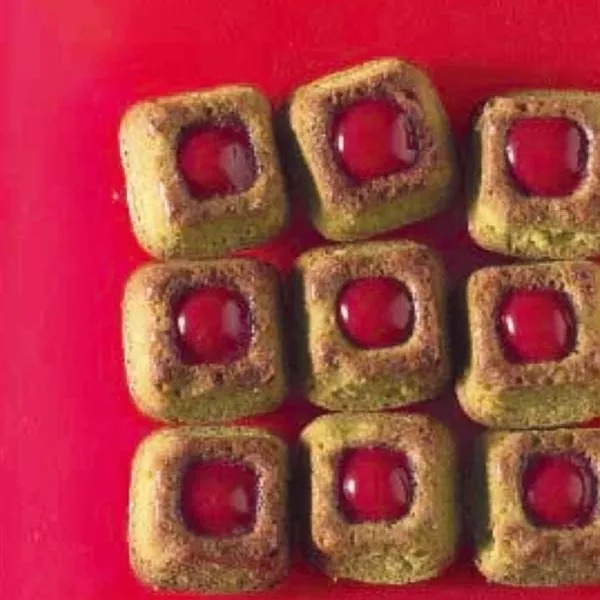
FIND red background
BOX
[4,1,600,598]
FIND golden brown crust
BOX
[469,91,600,258]
[296,241,450,410]
[122,259,287,423]
[475,428,600,586]
[119,86,287,259]
[299,413,458,584]
[129,426,289,593]
[289,58,457,240]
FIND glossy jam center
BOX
[339,447,412,523]
[332,98,419,182]
[175,287,251,364]
[181,460,257,537]
[505,117,587,197]
[522,454,595,528]
[498,288,575,363]
[177,124,256,197]
[337,277,413,349]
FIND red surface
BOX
[498,289,575,363]
[522,454,596,529]
[181,460,257,537]
[332,98,418,182]
[6,1,600,599]
[176,287,251,365]
[505,117,587,197]
[338,448,412,523]
[178,124,256,198]
[337,277,413,349]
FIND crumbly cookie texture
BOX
[472,428,600,586]
[288,58,457,241]
[294,240,450,411]
[119,86,287,259]
[129,426,289,593]
[122,259,287,423]
[468,90,600,259]
[456,260,600,428]
[300,413,458,584]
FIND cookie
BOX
[123,259,287,423]
[299,413,458,584]
[120,86,287,259]
[469,90,600,258]
[472,428,600,586]
[295,240,450,411]
[129,426,289,592]
[288,58,457,240]
[457,260,600,428]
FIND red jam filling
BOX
[337,277,414,349]
[505,117,587,197]
[332,98,419,183]
[177,124,256,197]
[522,454,595,528]
[338,447,412,523]
[497,288,575,363]
[181,459,258,537]
[175,287,251,364]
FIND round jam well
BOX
[497,288,575,364]
[332,98,419,183]
[177,123,256,198]
[338,447,413,523]
[522,453,596,528]
[337,277,414,349]
[175,287,251,365]
[505,117,587,197]
[180,459,258,537]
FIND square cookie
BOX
[469,90,600,259]
[457,260,600,428]
[123,258,287,423]
[472,428,600,586]
[119,86,287,259]
[295,241,450,411]
[299,413,458,584]
[129,426,289,592]
[288,58,457,241]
